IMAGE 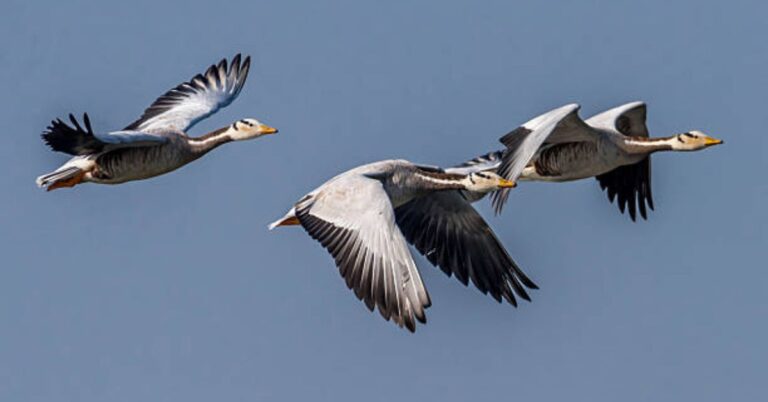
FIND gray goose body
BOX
[89,129,228,184]
[269,159,533,332]
[456,102,722,220]
[519,131,641,182]
[36,54,277,190]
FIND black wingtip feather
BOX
[595,157,654,222]
[395,192,538,310]
[296,207,427,333]
[41,113,104,155]
[123,54,252,131]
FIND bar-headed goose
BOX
[36,54,277,191]
[268,160,531,332]
[462,102,723,220]
[445,104,579,205]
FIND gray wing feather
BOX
[444,151,503,175]
[498,104,582,181]
[493,103,581,212]
[585,101,648,137]
[588,101,653,221]
[295,174,431,332]
[395,191,537,306]
[125,54,250,132]
[535,105,597,145]
[97,130,169,147]
[41,113,168,156]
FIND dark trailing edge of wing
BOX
[395,191,538,307]
[295,206,427,332]
[124,54,250,131]
[455,150,504,169]
[595,157,654,221]
[41,113,105,156]
[499,126,534,151]
[492,126,534,214]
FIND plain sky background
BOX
[1,1,766,401]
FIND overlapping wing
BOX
[42,113,167,156]
[395,191,537,306]
[493,103,583,212]
[588,102,654,221]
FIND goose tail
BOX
[36,157,93,191]
[268,207,300,230]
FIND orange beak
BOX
[705,137,723,146]
[259,124,278,135]
[497,178,517,188]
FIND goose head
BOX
[229,118,278,140]
[463,171,516,193]
[671,130,723,151]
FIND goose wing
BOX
[100,130,169,146]
[42,113,168,156]
[395,191,537,306]
[586,101,648,137]
[492,103,583,212]
[587,102,654,221]
[124,54,250,133]
[295,173,431,332]
[595,159,654,221]
[519,104,597,146]
[444,151,504,176]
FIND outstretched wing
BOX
[124,54,251,133]
[42,113,167,156]
[586,101,648,137]
[492,103,582,213]
[588,102,654,221]
[445,151,504,176]
[395,191,537,307]
[595,158,654,221]
[295,174,431,332]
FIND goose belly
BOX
[520,142,620,182]
[91,146,191,184]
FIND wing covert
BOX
[124,54,251,133]
[295,175,431,332]
[589,102,653,221]
[395,191,537,306]
[493,103,583,212]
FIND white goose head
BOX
[463,171,516,193]
[229,118,278,140]
[671,130,723,151]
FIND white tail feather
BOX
[36,156,94,189]
[268,207,297,230]
[36,167,81,188]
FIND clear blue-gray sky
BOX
[1,1,765,401]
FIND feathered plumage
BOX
[37,54,277,191]
[270,160,528,332]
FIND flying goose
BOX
[266,108,575,331]
[461,102,723,220]
[268,161,527,331]
[36,54,277,191]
